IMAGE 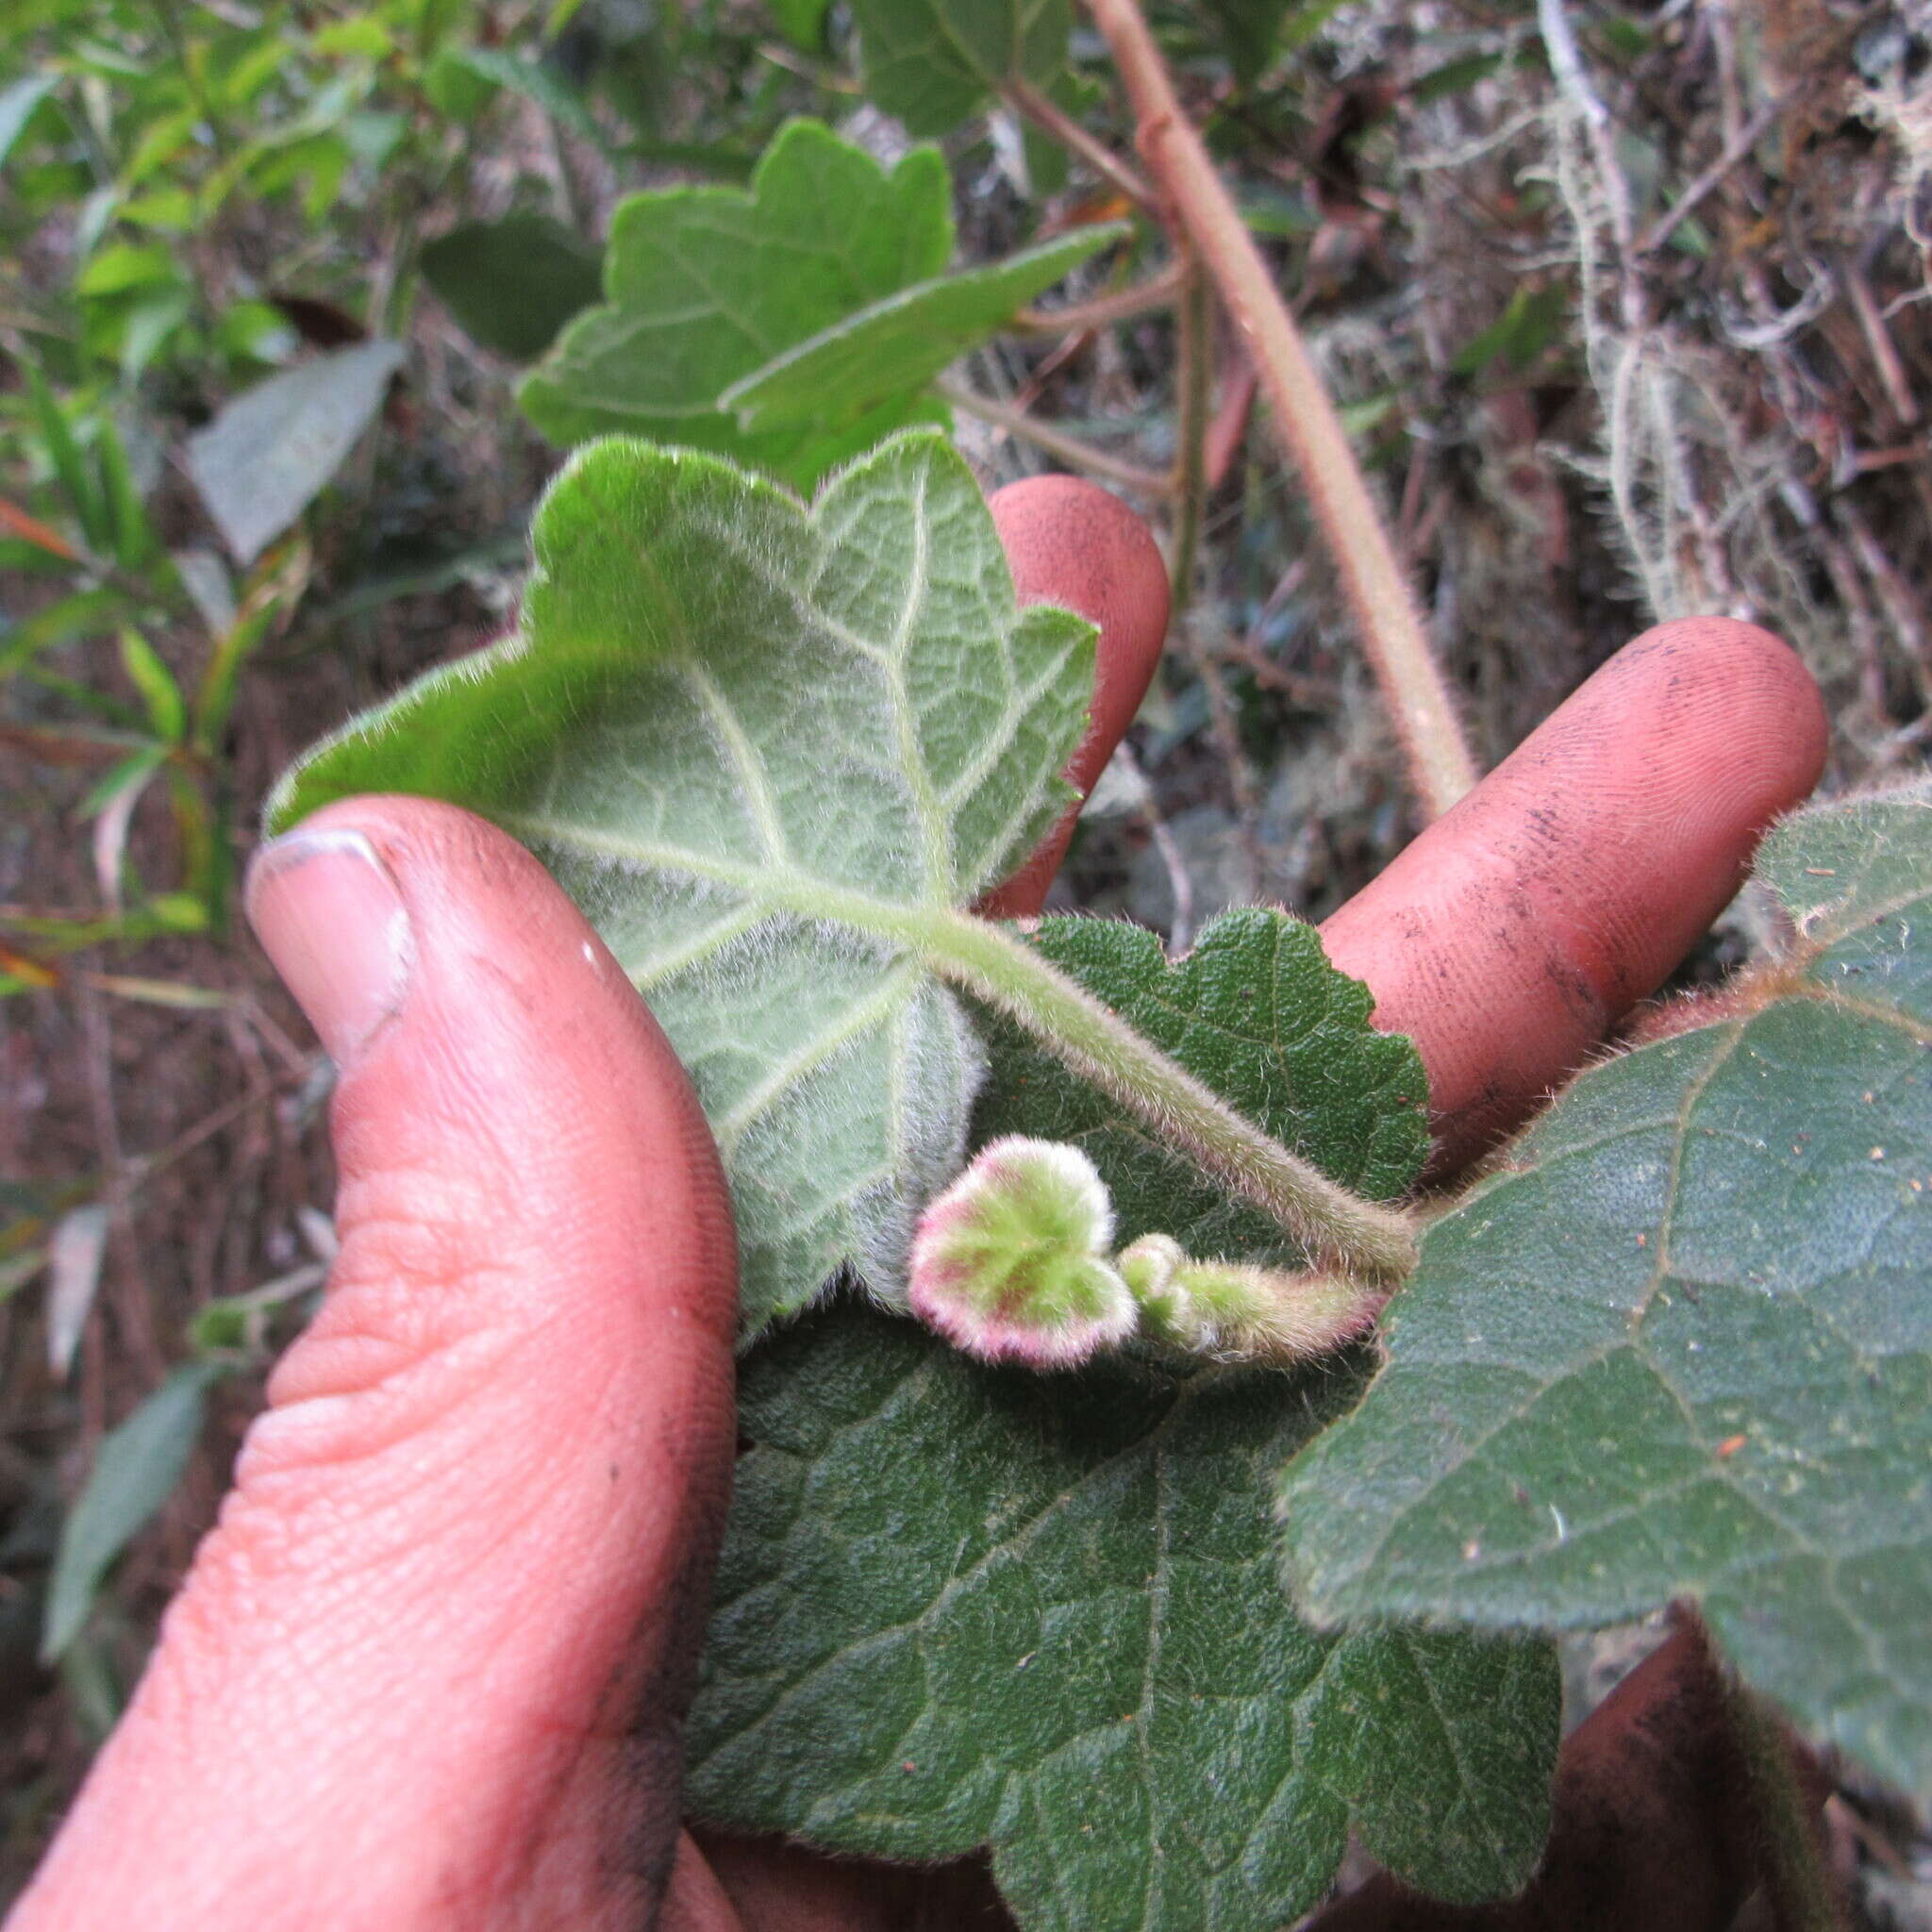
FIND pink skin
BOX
[9,469,1831,1932]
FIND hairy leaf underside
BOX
[272,433,1092,1336]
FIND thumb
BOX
[12,799,738,1932]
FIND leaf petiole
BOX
[915,908,1421,1282]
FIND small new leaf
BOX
[520,118,1121,489]
[270,432,1093,1338]
[910,1136,1136,1366]
[1279,779,1932,1807]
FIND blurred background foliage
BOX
[2,0,1929,1910]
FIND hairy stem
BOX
[1001,75,1159,215]
[1082,0,1479,822]
[938,376,1175,497]
[921,910,1420,1282]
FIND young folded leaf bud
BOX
[909,1137,1138,1368]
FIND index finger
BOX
[1321,618,1828,1169]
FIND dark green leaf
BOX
[693,1307,1556,1929]
[42,1363,224,1662]
[848,0,1070,133]
[973,909,1429,1260]
[25,367,108,554]
[1279,779,1932,1807]
[433,46,606,148]
[421,213,603,361]
[1449,286,1566,377]
[1197,0,1292,84]
[690,920,1551,1928]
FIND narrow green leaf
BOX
[116,628,184,742]
[420,213,604,361]
[42,1362,224,1662]
[94,417,157,571]
[25,368,108,555]
[0,587,123,678]
[77,742,166,821]
[0,74,57,169]
[1279,778,1932,1807]
[848,0,1070,133]
[438,46,607,148]
[270,432,1093,1338]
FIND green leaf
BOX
[42,1362,224,1662]
[695,1307,1556,1928]
[1279,779,1932,1807]
[75,242,181,297]
[972,910,1429,1261]
[766,0,831,52]
[269,432,1094,1339]
[695,908,1553,1932]
[25,367,108,555]
[435,45,607,149]
[848,0,1070,133]
[721,224,1126,434]
[1450,286,1566,378]
[94,416,158,569]
[117,627,184,741]
[519,119,1110,490]
[1197,0,1294,84]
[422,46,501,122]
[689,920,1552,1927]
[183,341,404,563]
[0,73,57,169]
[420,213,604,361]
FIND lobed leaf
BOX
[971,909,1429,1257]
[848,0,1071,133]
[1278,780,1932,1806]
[519,118,1117,489]
[688,915,1557,1928]
[269,431,1093,1339]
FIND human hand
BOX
[7,475,1824,1932]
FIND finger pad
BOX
[1324,619,1826,1161]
